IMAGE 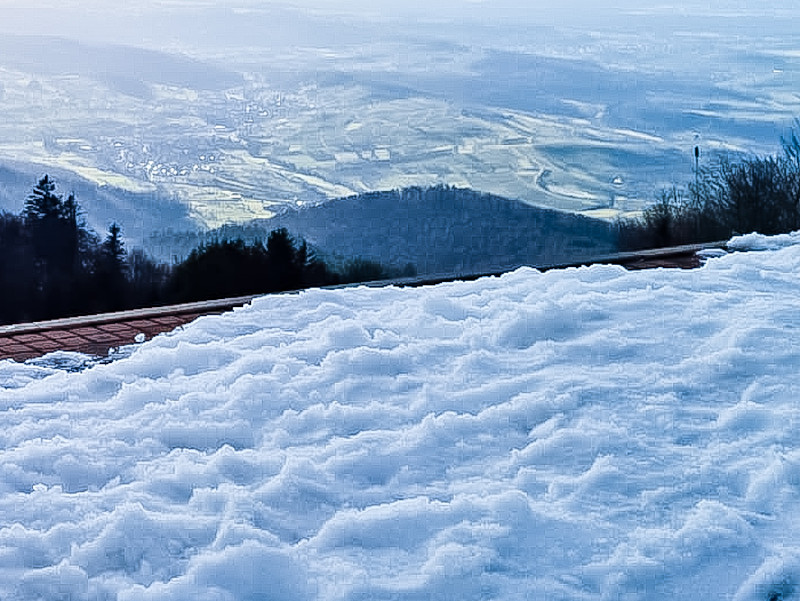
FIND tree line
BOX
[619,125,800,249]
[0,176,396,325]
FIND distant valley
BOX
[0,3,797,257]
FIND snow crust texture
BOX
[3,242,800,600]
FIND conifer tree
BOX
[265,228,303,291]
[95,222,129,311]
[23,175,61,223]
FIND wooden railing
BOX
[0,241,729,338]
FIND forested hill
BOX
[150,186,618,275]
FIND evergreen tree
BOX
[102,223,126,268]
[265,228,303,291]
[94,223,129,312]
[0,212,35,324]
[23,175,61,223]
[21,176,89,316]
[127,248,169,308]
[166,238,268,302]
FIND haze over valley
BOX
[0,1,798,250]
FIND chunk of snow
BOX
[728,230,800,251]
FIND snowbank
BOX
[728,230,800,251]
[3,237,800,600]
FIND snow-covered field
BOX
[2,234,800,600]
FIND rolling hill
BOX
[149,186,618,275]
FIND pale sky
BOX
[0,0,794,48]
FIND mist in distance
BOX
[1,1,798,49]
[0,0,797,251]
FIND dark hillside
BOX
[151,186,618,275]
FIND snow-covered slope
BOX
[2,234,800,600]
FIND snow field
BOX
[2,233,800,600]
